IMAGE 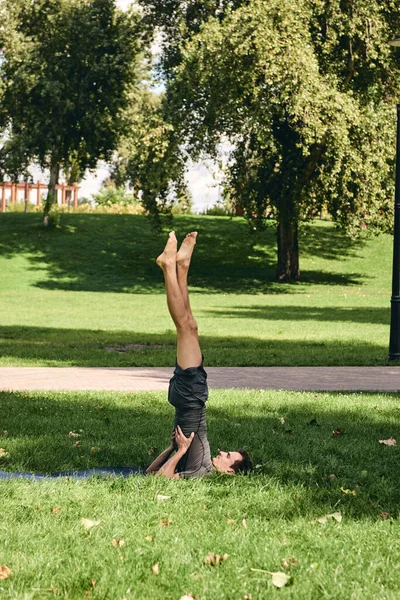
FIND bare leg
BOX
[176,231,197,315]
[157,232,202,369]
[156,232,187,329]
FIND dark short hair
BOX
[232,448,253,474]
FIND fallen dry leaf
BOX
[157,494,170,502]
[280,417,285,424]
[203,552,229,566]
[73,441,80,447]
[179,595,197,600]
[227,519,234,525]
[379,438,397,446]
[281,558,289,569]
[250,569,292,588]
[340,487,356,496]
[242,518,247,529]
[148,447,158,455]
[111,539,125,547]
[68,431,80,438]
[159,519,172,527]
[380,512,390,520]
[289,557,297,565]
[328,474,337,479]
[0,566,10,580]
[51,506,61,515]
[0,448,8,458]
[90,447,100,453]
[270,571,291,588]
[243,595,252,600]
[34,505,40,511]
[315,512,342,525]
[81,518,101,531]
[152,562,159,575]
[332,429,344,437]
[91,579,96,588]
[145,535,153,542]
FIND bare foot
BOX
[176,232,198,268]
[156,231,178,269]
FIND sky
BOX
[115,0,134,10]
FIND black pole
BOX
[389,104,400,361]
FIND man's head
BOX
[212,448,253,475]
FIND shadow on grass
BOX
[205,305,390,325]
[0,213,368,294]
[1,390,400,518]
[0,325,389,366]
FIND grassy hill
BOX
[0,212,394,366]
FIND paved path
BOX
[0,366,400,392]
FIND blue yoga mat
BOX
[0,467,144,481]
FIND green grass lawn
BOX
[1,389,400,599]
[1,215,399,598]
[0,212,394,366]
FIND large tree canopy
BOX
[0,0,144,220]
[140,0,400,280]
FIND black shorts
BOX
[168,358,208,416]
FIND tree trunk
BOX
[43,159,60,225]
[276,217,300,281]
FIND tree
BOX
[0,0,144,223]
[110,82,189,227]
[140,0,400,280]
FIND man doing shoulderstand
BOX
[0,232,253,481]
[146,231,253,479]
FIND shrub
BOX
[200,199,234,216]
[91,186,136,207]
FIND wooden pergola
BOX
[0,181,80,212]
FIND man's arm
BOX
[156,426,194,479]
[145,446,174,474]
[145,430,176,474]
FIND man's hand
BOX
[154,426,194,479]
[175,425,194,453]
